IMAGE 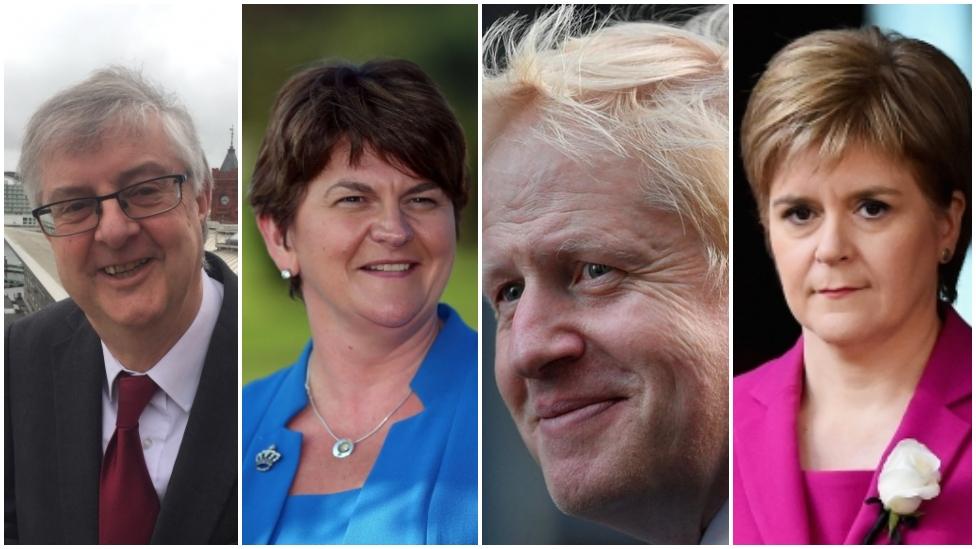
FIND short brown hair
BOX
[250,59,469,296]
[741,26,971,302]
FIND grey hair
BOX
[484,6,729,285]
[18,66,213,209]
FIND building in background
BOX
[211,128,239,225]
[4,172,36,228]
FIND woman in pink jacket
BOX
[735,26,971,544]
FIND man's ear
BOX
[194,185,212,223]
[256,214,298,276]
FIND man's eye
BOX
[132,184,164,196]
[498,282,524,303]
[60,201,89,214]
[583,263,613,279]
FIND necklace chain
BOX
[305,364,413,446]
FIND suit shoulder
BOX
[204,252,238,292]
[6,299,84,349]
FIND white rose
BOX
[878,439,941,515]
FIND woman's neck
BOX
[802,307,940,408]
[798,305,942,470]
[305,306,441,408]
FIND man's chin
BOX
[541,457,627,519]
[87,297,167,332]
[543,454,720,544]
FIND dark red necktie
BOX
[99,373,160,544]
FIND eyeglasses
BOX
[32,174,187,237]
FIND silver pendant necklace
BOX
[305,363,413,459]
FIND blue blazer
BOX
[242,305,477,544]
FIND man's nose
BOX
[93,198,140,248]
[369,205,413,247]
[814,214,853,264]
[505,285,585,379]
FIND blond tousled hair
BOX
[483,6,729,282]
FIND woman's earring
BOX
[940,248,952,264]
[280,269,293,280]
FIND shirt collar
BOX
[103,268,224,412]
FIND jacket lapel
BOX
[736,339,811,543]
[153,255,238,543]
[242,361,307,544]
[844,309,971,544]
[843,402,969,544]
[344,305,473,543]
[52,313,104,544]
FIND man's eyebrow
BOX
[555,238,646,264]
[116,161,172,184]
[45,185,95,203]
[42,162,175,204]
[481,256,508,282]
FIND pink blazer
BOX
[734,308,971,544]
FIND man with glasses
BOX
[5,67,237,544]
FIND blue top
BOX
[242,304,477,545]
[269,490,362,544]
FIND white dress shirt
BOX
[101,270,223,501]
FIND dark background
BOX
[732,5,866,375]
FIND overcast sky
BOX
[3,3,239,173]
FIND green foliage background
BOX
[242,5,478,384]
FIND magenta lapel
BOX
[843,309,972,544]
[735,338,812,543]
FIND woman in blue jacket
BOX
[243,59,476,544]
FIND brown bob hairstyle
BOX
[741,26,971,303]
[250,59,470,297]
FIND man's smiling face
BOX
[483,114,728,539]
[39,116,209,334]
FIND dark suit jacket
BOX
[5,252,238,544]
